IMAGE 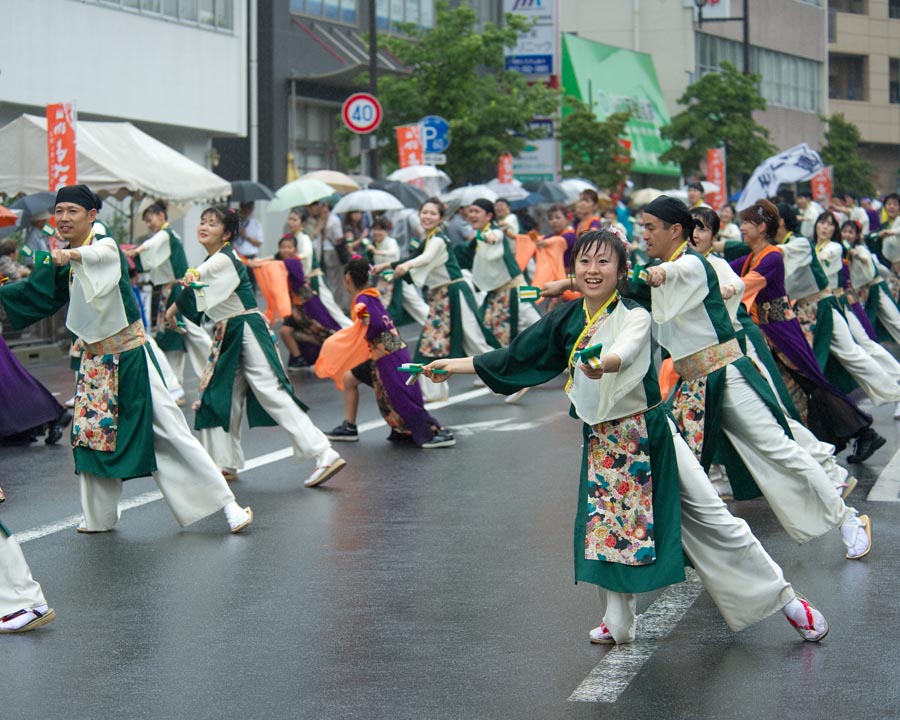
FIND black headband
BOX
[56,184,98,211]
[643,195,694,232]
[470,198,495,215]
[687,182,704,193]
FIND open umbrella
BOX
[486,179,530,201]
[369,180,428,209]
[230,180,275,202]
[11,192,56,221]
[559,178,599,203]
[523,180,568,203]
[269,178,336,212]
[350,174,374,187]
[301,170,360,194]
[443,185,498,206]
[332,189,404,214]
[508,193,546,211]
[387,165,451,188]
[630,188,664,207]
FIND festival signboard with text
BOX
[46,102,77,191]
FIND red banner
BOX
[46,102,77,191]
[810,166,833,206]
[395,125,422,169]
[498,154,514,184]
[705,147,726,209]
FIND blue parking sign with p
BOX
[419,115,450,154]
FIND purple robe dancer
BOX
[731,249,870,451]
[0,336,66,437]
[354,291,442,446]
[283,257,341,364]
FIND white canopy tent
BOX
[0,114,231,202]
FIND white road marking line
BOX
[867,447,900,502]
[568,569,704,703]
[16,388,496,543]
[15,491,164,544]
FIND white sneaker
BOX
[304,448,347,488]
[783,595,828,642]
[64,396,76,409]
[841,514,872,559]
[588,622,616,645]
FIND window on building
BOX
[891,59,900,104]
[376,0,435,30]
[696,33,823,113]
[890,0,900,18]
[829,54,867,100]
[291,0,358,24]
[292,99,341,173]
[829,0,867,13]
[79,0,233,30]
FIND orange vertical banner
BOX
[395,125,422,169]
[497,153,514,184]
[810,166,833,206]
[46,102,77,191]
[705,147,726,209]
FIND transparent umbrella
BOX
[443,185,499,206]
[332,189,404,214]
[269,178,336,212]
[301,170,361,194]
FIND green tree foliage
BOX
[559,96,631,190]
[372,1,559,183]
[820,113,875,198]
[660,61,775,188]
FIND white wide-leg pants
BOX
[79,347,235,531]
[0,533,47,616]
[598,419,795,644]
[199,330,331,472]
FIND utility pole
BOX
[368,0,379,179]
[695,0,750,75]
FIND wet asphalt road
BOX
[3,342,900,720]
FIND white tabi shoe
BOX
[0,605,56,633]
[304,448,347,488]
[588,622,616,645]
[226,506,253,534]
[842,514,872,559]
[783,596,828,642]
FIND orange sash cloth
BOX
[531,235,568,288]
[313,289,380,391]
[657,357,680,399]
[252,260,291,323]
[515,234,536,271]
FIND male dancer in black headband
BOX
[0,184,254,534]
[642,196,871,561]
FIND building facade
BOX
[2,0,248,178]
[828,0,900,192]
[558,0,828,186]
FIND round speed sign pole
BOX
[342,92,383,134]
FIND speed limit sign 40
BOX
[342,93,383,134]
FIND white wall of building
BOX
[1,0,247,137]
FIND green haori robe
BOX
[396,233,498,363]
[664,249,791,502]
[474,299,685,595]
[134,227,191,352]
[0,243,159,480]
[177,244,308,432]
